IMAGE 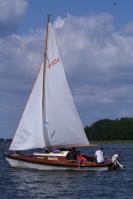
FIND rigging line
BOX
[46,54,50,65]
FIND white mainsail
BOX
[10,21,89,151]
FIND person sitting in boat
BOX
[95,146,104,163]
[66,147,77,160]
[77,151,88,162]
[77,151,88,167]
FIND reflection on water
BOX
[0,143,133,199]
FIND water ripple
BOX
[0,143,133,199]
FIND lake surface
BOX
[0,142,133,199]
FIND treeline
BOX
[85,117,133,141]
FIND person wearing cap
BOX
[95,146,104,163]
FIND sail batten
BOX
[10,20,89,151]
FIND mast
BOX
[43,15,51,73]
[42,15,51,146]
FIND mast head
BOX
[47,14,52,23]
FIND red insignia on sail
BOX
[48,57,60,68]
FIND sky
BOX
[1,0,133,138]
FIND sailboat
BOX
[4,17,123,171]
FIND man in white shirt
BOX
[95,146,104,163]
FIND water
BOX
[0,142,133,199]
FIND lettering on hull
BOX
[48,157,58,161]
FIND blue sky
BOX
[1,0,133,138]
[19,0,133,32]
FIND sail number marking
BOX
[48,57,60,68]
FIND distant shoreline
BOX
[0,139,133,144]
[85,118,133,141]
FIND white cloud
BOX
[0,29,43,78]
[0,0,28,22]
[1,13,133,136]
[0,0,28,35]
[54,14,133,75]
[53,14,133,124]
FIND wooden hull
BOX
[4,153,118,171]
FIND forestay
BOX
[10,21,89,151]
